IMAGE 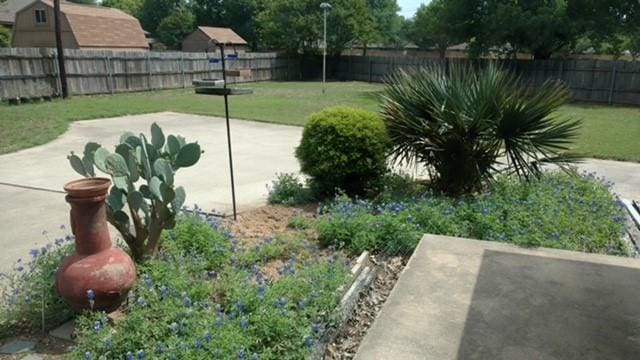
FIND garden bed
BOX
[1,170,633,359]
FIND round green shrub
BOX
[295,107,390,197]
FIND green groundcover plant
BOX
[316,172,630,257]
[0,228,76,338]
[69,212,351,360]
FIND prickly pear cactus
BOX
[67,122,202,262]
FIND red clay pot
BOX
[56,178,136,312]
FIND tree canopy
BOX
[257,0,380,56]
[410,0,640,59]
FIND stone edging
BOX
[309,251,378,360]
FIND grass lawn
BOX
[0,81,638,161]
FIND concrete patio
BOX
[0,112,301,270]
[356,234,640,360]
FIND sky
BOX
[398,0,429,18]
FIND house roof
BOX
[0,0,32,25]
[29,0,148,48]
[198,26,247,45]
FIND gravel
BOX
[324,256,407,359]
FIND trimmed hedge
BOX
[295,107,390,197]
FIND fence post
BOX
[52,50,62,97]
[124,53,130,91]
[105,56,114,95]
[180,53,186,88]
[608,65,617,105]
[558,60,564,81]
[147,53,152,91]
[368,59,373,83]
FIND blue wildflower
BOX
[83,352,92,360]
[304,336,316,348]
[240,317,249,330]
[169,322,179,334]
[312,323,322,334]
[29,249,39,258]
[86,289,95,300]
[93,321,101,332]
[155,343,164,354]
[126,352,134,360]
[137,350,146,360]
[251,354,259,360]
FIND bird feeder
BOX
[193,42,253,220]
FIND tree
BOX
[191,0,263,50]
[138,0,184,34]
[156,7,195,50]
[438,0,640,59]
[367,0,403,46]
[0,26,10,48]
[257,0,379,57]
[102,0,143,17]
[411,0,455,58]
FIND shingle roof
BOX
[39,0,148,49]
[0,0,32,25]
[198,26,247,45]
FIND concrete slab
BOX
[0,112,302,271]
[356,234,640,360]
[0,340,35,354]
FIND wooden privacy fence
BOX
[333,56,640,106]
[0,48,299,100]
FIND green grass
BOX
[1,81,638,161]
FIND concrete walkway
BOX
[0,112,301,270]
[356,235,640,360]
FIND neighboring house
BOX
[182,26,248,53]
[0,0,32,29]
[12,0,148,50]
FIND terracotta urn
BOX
[56,178,136,312]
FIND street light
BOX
[320,2,331,94]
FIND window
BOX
[35,9,47,24]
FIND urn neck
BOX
[64,178,113,256]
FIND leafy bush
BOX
[0,26,10,48]
[296,107,390,197]
[267,173,314,206]
[382,63,581,195]
[71,213,351,359]
[0,230,75,338]
[316,172,629,256]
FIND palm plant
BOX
[381,62,581,195]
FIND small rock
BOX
[49,320,75,341]
[21,354,44,360]
[0,340,36,354]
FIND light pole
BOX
[320,2,331,94]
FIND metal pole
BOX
[219,44,238,221]
[323,7,327,94]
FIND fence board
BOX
[0,48,299,100]
[329,56,640,106]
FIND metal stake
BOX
[219,44,238,220]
